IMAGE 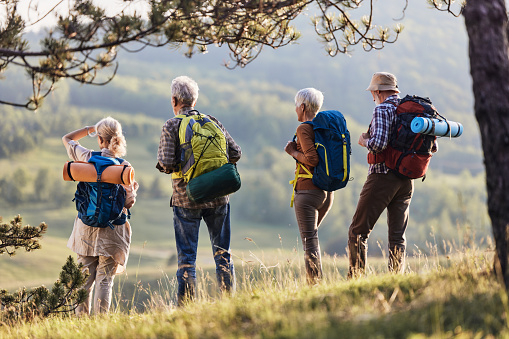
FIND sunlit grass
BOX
[1,238,506,338]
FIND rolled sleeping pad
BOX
[410,117,463,137]
[186,163,241,203]
[63,161,135,185]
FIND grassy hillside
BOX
[0,247,506,338]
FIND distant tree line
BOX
[0,166,168,208]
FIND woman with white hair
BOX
[62,117,139,315]
[284,88,334,285]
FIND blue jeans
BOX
[173,203,235,305]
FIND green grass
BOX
[0,248,507,338]
[0,135,500,337]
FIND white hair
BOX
[171,75,199,106]
[294,88,324,114]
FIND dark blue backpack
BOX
[305,110,351,191]
[290,110,351,204]
[73,152,129,229]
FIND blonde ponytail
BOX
[95,117,127,157]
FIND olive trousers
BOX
[348,171,413,277]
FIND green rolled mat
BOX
[186,163,241,203]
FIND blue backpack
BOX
[290,110,351,206]
[73,152,129,229]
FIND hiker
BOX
[285,88,334,285]
[156,75,242,305]
[62,117,138,315]
[348,72,437,277]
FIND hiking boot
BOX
[388,245,405,273]
[347,237,367,278]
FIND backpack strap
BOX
[289,163,313,207]
[288,127,314,207]
[88,152,122,182]
[120,164,129,185]
[67,161,76,181]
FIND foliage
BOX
[0,215,47,256]
[0,107,45,157]
[0,0,406,110]
[0,216,87,323]
[0,0,305,109]
[0,166,74,207]
[0,255,88,323]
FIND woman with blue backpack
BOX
[285,88,335,285]
[62,117,139,315]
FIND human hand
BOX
[358,133,369,147]
[284,141,297,157]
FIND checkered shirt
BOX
[366,95,400,174]
[157,107,242,209]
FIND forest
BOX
[0,1,488,286]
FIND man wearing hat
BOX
[347,71,412,277]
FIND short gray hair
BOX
[294,88,324,114]
[171,75,199,106]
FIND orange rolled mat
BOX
[63,161,135,185]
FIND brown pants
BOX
[76,255,119,315]
[348,171,413,276]
[294,190,334,284]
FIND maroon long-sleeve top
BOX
[293,123,321,191]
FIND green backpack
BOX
[171,110,228,182]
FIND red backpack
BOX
[385,95,439,179]
[368,95,439,179]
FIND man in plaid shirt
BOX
[157,75,241,305]
[348,72,412,278]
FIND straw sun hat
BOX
[365,72,400,93]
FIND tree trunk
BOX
[463,0,509,287]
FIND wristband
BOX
[87,126,97,137]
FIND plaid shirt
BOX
[157,107,242,209]
[367,95,400,174]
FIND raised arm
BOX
[62,125,96,146]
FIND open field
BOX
[0,245,505,339]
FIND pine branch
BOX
[0,0,311,110]
[0,215,47,256]
[0,256,88,323]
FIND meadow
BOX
[0,240,506,338]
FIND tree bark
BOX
[463,0,509,287]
